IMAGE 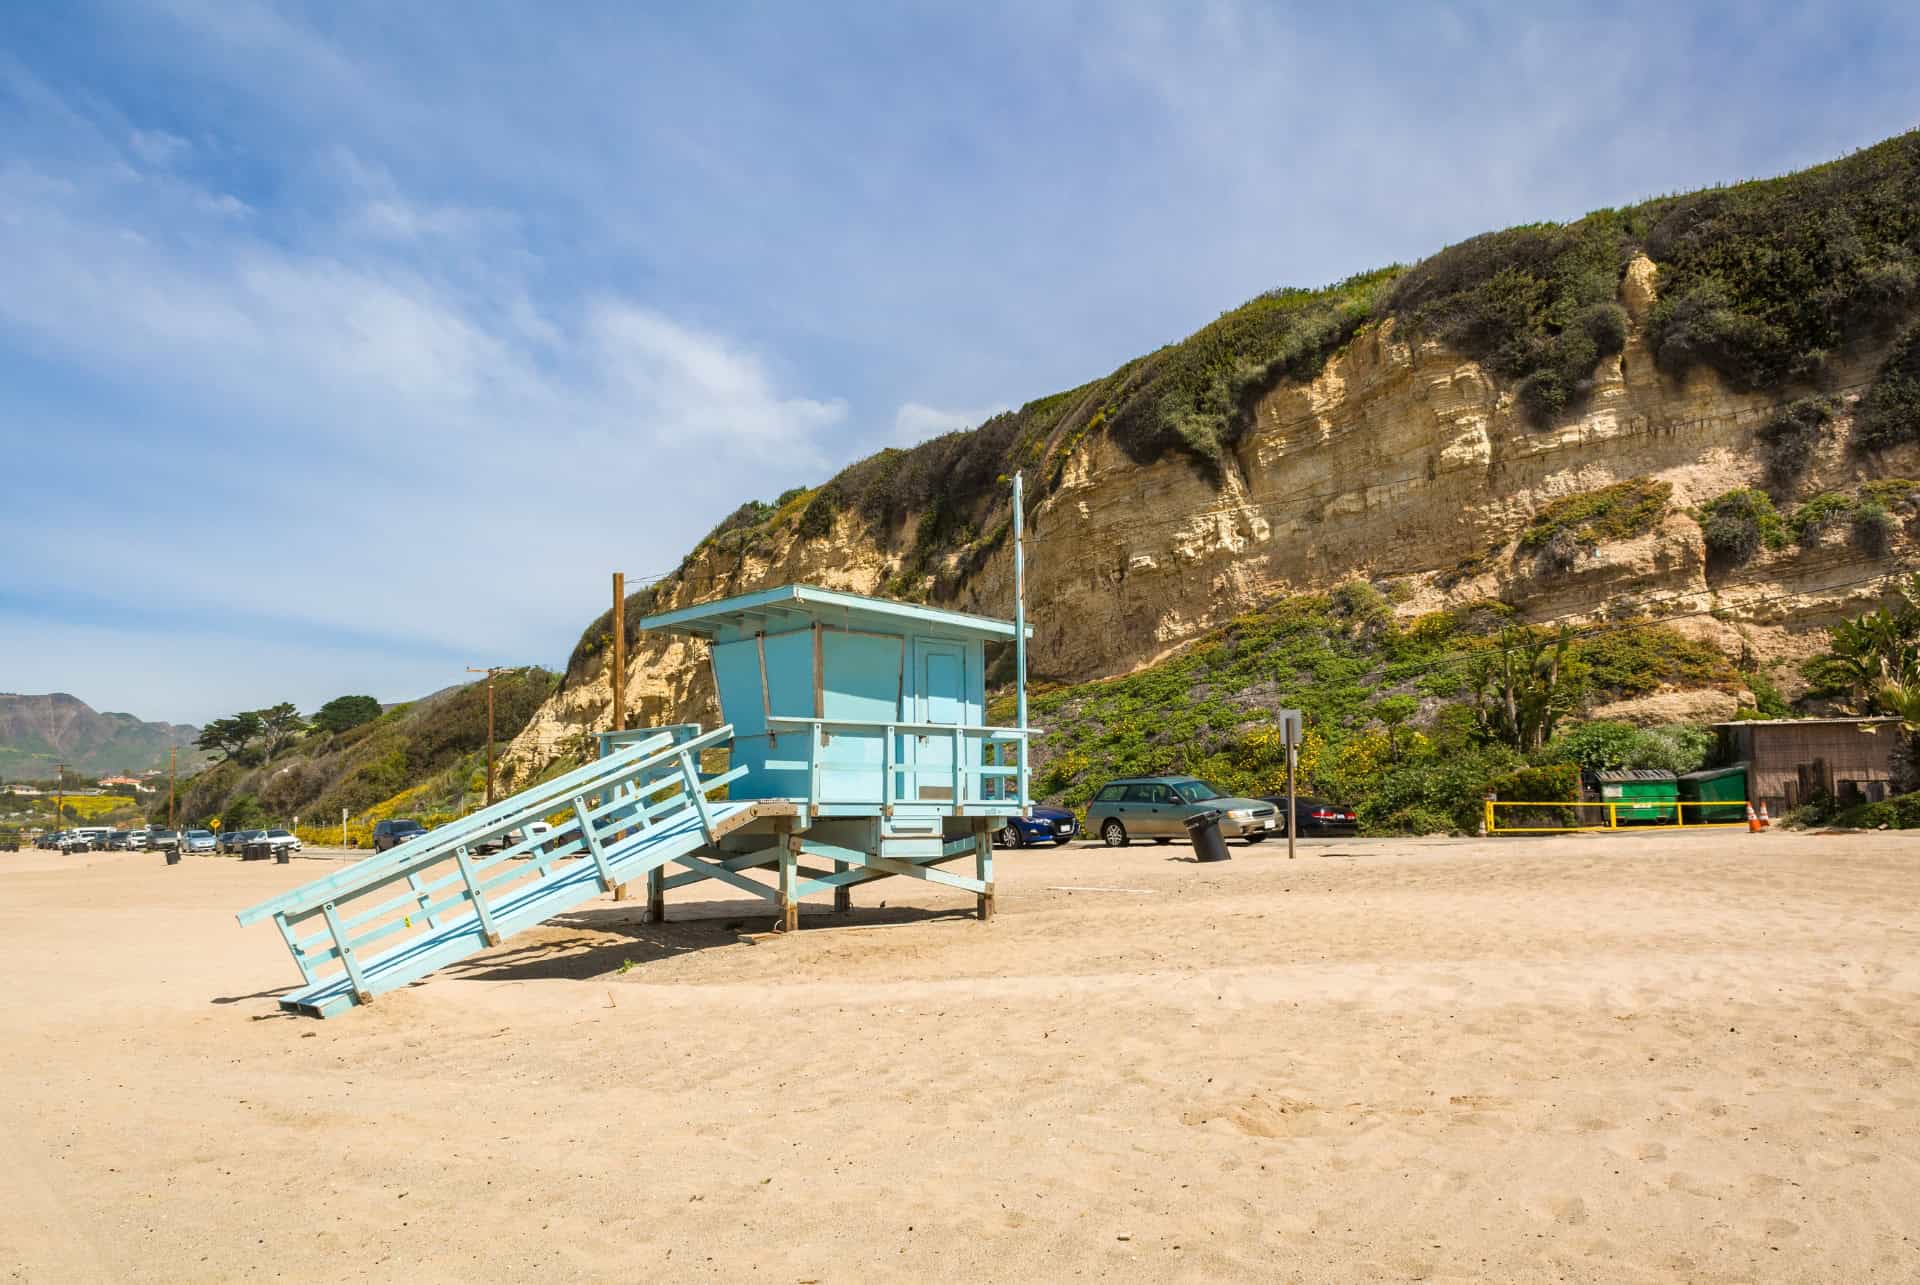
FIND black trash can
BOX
[163,845,181,865]
[275,843,290,865]
[1184,808,1230,862]
[243,840,269,862]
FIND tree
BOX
[196,711,264,763]
[1374,694,1418,763]
[255,702,307,757]
[1469,625,1585,753]
[1813,575,1920,710]
[312,695,382,735]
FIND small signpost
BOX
[1277,709,1302,860]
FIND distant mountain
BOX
[0,692,203,780]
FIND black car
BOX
[373,818,430,852]
[106,831,136,851]
[1259,796,1360,836]
[219,828,262,854]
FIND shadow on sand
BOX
[442,899,976,983]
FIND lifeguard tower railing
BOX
[763,715,1028,813]
[599,719,1031,812]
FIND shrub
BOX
[1573,623,1736,698]
[1697,488,1788,566]
[1756,396,1835,490]
[796,488,840,540]
[1851,501,1897,557]
[1518,479,1672,553]
[1533,721,1711,776]
[1645,132,1920,391]
[1388,218,1626,426]
[1104,268,1399,475]
[1788,491,1853,545]
[1833,800,1900,829]
[1742,669,1791,719]
[1855,322,1920,451]
[1489,763,1581,801]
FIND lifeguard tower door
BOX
[909,638,965,802]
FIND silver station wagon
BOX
[1084,775,1279,847]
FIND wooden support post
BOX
[834,858,851,913]
[321,901,372,1006]
[973,817,994,922]
[273,912,317,986]
[647,865,665,924]
[777,819,799,933]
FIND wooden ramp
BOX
[237,726,755,1018]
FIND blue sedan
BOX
[995,806,1078,848]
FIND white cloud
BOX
[127,127,189,168]
[590,303,847,457]
[0,103,850,681]
[892,401,1008,446]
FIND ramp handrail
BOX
[238,724,726,927]
[238,723,741,1005]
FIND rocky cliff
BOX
[506,133,1920,783]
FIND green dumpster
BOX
[1597,769,1679,824]
[1679,763,1749,824]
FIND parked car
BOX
[0,829,19,852]
[372,818,430,852]
[219,828,261,854]
[56,830,92,853]
[477,821,553,855]
[185,829,218,854]
[146,828,180,854]
[1084,776,1279,847]
[261,829,301,853]
[1259,795,1360,837]
[128,829,150,850]
[106,831,136,851]
[995,805,1078,848]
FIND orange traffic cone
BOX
[1746,802,1761,833]
[1758,800,1772,829]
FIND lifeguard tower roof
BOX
[637,583,1026,642]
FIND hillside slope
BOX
[507,130,1920,790]
[0,692,202,780]
[175,669,557,834]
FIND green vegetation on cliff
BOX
[1005,587,1736,834]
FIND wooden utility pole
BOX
[466,666,519,807]
[169,748,177,829]
[54,763,67,834]
[611,572,627,734]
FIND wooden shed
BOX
[1713,717,1906,812]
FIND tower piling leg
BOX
[647,866,665,924]
[973,818,994,922]
[834,860,851,914]
[778,821,799,933]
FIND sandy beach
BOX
[2,830,1916,1282]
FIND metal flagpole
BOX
[1013,472,1028,813]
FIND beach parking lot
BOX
[2,830,1917,1282]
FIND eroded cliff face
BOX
[506,258,1915,780]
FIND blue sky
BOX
[2,2,1917,724]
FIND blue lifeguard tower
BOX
[238,584,1033,1017]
